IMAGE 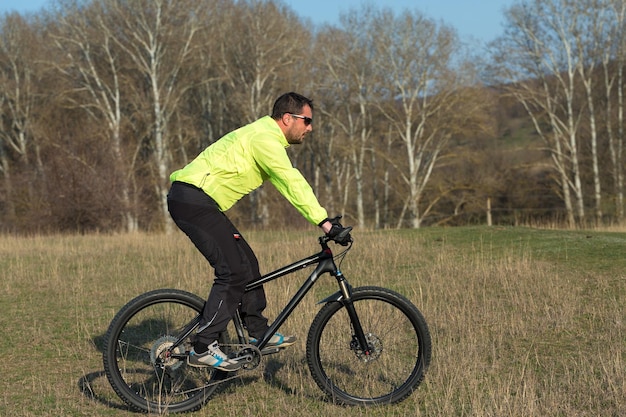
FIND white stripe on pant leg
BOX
[197,299,223,334]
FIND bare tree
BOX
[107,0,206,232]
[215,0,312,226]
[574,0,612,224]
[369,9,481,228]
[314,18,377,228]
[51,1,141,231]
[0,13,43,226]
[603,0,626,221]
[492,0,588,227]
[218,1,308,122]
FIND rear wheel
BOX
[306,286,431,405]
[102,289,228,413]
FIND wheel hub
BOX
[150,336,185,371]
[352,333,383,362]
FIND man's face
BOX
[284,105,313,145]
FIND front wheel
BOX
[306,286,431,405]
[102,289,228,413]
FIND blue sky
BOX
[0,0,516,44]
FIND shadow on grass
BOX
[262,356,327,403]
[77,367,248,413]
[263,357,297,396]
[78,354,332,413]
[92,333,105,353]
[86,318,326,409]
[77,370,133,411]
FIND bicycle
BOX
[102,228,432,413]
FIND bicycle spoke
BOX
[307,287,431,405]
[103,289,228,413]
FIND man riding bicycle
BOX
[167,92,350,371]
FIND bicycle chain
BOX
[169,342,284,396]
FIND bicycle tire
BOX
[306,286,431,405]
[102,289,228,413]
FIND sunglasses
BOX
[289,113,313,126]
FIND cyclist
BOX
[167,92,349,371]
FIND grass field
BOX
[1,226,624,416]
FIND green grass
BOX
[1,227,625,416]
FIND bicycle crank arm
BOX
[260,346,281,355]
[222,343,263,370]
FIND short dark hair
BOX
[271,92,314,119]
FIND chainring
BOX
[223,343,263,370]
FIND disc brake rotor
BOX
[352,333,383,362]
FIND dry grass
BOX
[0,227,624,416]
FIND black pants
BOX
[167,181,269,348]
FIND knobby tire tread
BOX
[306,286,431,406]
[102,289,222,414]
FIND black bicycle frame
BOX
[170,238,371,356]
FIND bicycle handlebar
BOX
[335,226,353,242]
[321,225,353,246]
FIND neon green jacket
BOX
[170,116,328,226]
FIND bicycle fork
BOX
[317,268,372,357]
[333,271,374,358]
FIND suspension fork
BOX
[334,271,372,356]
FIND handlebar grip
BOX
[337,226,352,238]
[335,226,353,245]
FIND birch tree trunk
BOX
[0,13,42,224]
[492,0,594,227]
[110,0,204,233]
[605,0,626,222]
[315,17,375,228]
[369,9,483,228]
[217,1,310,227]
[52,2,139,231]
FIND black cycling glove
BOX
[324,216,352,246]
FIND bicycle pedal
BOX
[260,347,280,355]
